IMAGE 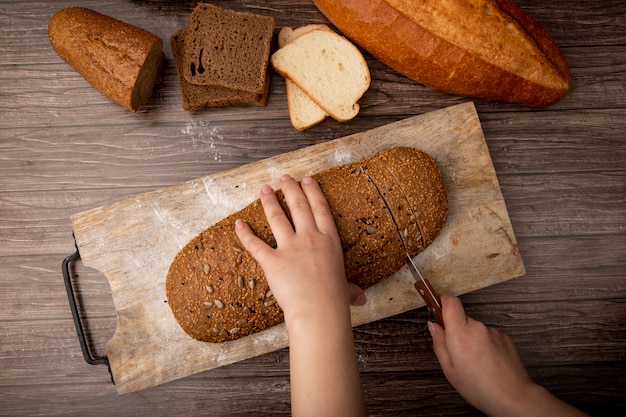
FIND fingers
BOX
[441,295,470,331]
[347,283,367,306]
[300,176,338,237]
[429,320,451,370]
[258,181,297,242]
[262,174,335,237]
[234,219,273,262]
[278,175,317,233]
[429,295,467,373]
[239,173,338,255]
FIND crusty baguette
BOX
[278,25,330,131]
[48,7,164,112]
[313,0,571,107]
[271,29,371,122]
[166,147,448,343]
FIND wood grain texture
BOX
[0,0,624,415]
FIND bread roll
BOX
[313,0,571,107]
[166,147,448,343]
[48,7,164,112]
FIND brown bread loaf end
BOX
[48,7,163,112]
[166,147,448,343]
[313,0,571,107]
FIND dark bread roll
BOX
[48,7,163,112]
[313,0,571,107]
[166,147,448,343]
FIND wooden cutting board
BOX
[70,102,525,395]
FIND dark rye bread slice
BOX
[171,30,269,110]
[166,147,448,343]
[182,3,275,93]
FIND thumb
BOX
[440,295,470,331]
[347,283,367,306]
[234,219,272,263]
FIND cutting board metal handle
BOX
[62,238,114,384]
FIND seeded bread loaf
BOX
[166,147,448,343]
[313,0,571,107]
[171,30,269,110]
[48,7,164,112]
[181,3,275,94]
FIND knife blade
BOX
[361,166,445,328]
[406,253,444,328]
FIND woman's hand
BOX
[234,174,365,322]
[235,174,367,417]
[429,295,588,417]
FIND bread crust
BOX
[48,7,163,111]
[166,147,448,343]
[313,0,571,107]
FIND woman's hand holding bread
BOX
[234,175,366,323]
[235,175,368,417]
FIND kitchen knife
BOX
[361,166,445,328]
[406,253,444,328]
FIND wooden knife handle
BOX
[414,279,445,329]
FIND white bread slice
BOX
[271,29,370,122]
[278,25,330,131]
[278,24,331,45]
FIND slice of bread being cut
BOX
[182,3,275,94]
[271,28,370,122]
[278,25,330,130]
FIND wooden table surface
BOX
[1,0,624,415]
